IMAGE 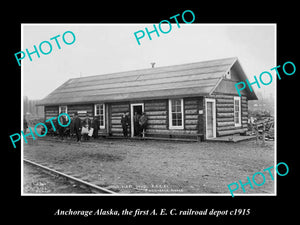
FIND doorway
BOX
[205,98,216,139]
[130,103,144,137]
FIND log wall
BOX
[215,95,248,136]
[110,102,130,136]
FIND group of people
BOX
[24,111,147,142]
[121,111,148,137]
[71,112,100,142]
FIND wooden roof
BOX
[38,57,257,105]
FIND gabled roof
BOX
[38,57,257,106]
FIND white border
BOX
[21,23,277,197]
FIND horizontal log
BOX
[111,119,121,125]
[145,106,167,111]
[147,124,167,129]
[242,116,248,121]
[144,102,167,107]
[111,108,129,113]
[185,109,198,114]
[214,95,234,99]
[216,99,233,104]
[111,112,124,117]
[185,125,198,130]
[217,113,234,118]
[145,111,167,116]
[217,126,236,131]
[147,115,167,120]
[68,105,93,110]
[184,100,198,105]
[185,115,198,119]
[147,120,166,125]
[216,104,234,108]
[146,129,198,135]
[217,107,234,113]
[111,128,123,132]
[217,121,235,127]
[241,96,247,100]
[185,119,198,125]
[216,117,233,122]
[111,103,129,108]
[184,104,198,110]
[242,111,248,116]
[217,128,247,136]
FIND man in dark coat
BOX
[73,112,82,142]
[133,112,141,136]
[57,113,66,140]
[139,112,148,137]
[121,112,130,137]
[92,116,100,139]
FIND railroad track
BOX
[23,159,116,194]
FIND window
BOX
[58,106,69,121]
[234,96,241,126]
[169,99,184,129]
[94,104,105,128]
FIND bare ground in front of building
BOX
[23,137,275,195]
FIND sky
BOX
[22,24,276,100]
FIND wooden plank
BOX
[144,102,167,107]
[111,107,129,113]
[217,121,235,127]
[147,120,166,125]
[184,99,198,105]
[216,104,234,108]
[217,128,247,136]
[185,114,198,120]
[147,115,167,120]
[216,99,233,104]
[214,95,234,99]
[145,111,167,116]
[111,103,129,108]
[217,117,233,122]
[185,109,198,115]
[144,106,167,111]
[185,119,198,125]
[217,113,234,118]
[217,126,236,131]
[147,124,167,129]
[147,129,198,135]
[185,124,198,130]
[184,104,198,110]
[216,108,234,113]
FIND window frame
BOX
[168,99,184,129]
[234,96,241,127]
[94,103,105,129]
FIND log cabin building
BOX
[38,57,257,141]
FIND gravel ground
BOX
[23,163,92,194]
[23,137,275,195]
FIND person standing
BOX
[92,116,100,139]
[133,112,141,136]
[82,114,91,141]
[139,112,148,137]
[73,112,82,143]
[57,113,66,140]
[121,112,129,137]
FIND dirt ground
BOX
[23,137,275,195]
[23,163,92,194]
